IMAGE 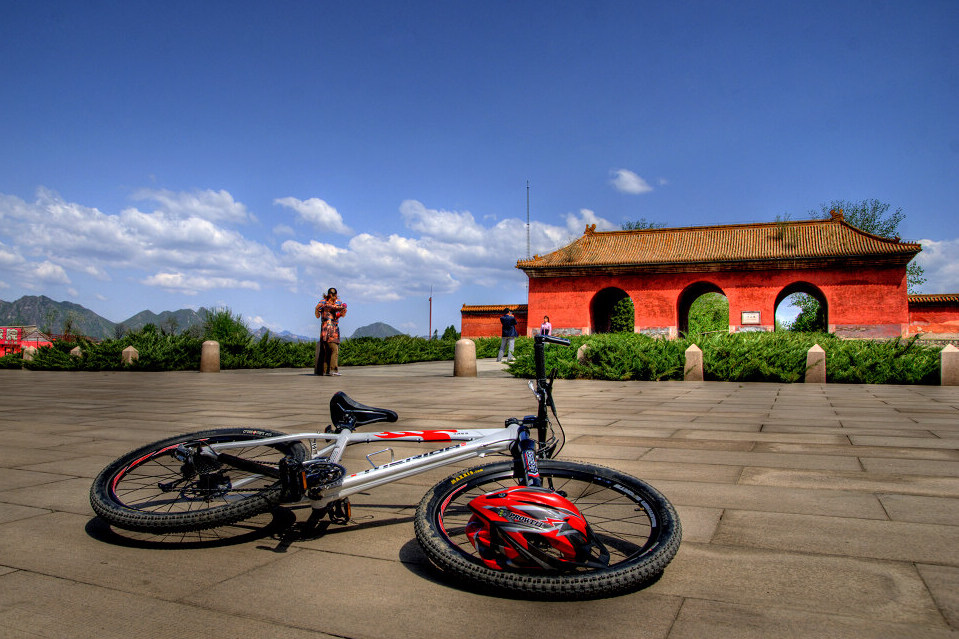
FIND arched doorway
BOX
[590,287,631,334]
[678,282,728,337]
[775,282,828,332]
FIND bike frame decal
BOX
[373,430,459,441]
[449,468,485,485]
[347,441,471,477]
[523,449,540,479]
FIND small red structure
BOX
[908,294,959,340]
[0,326,54,356]
[460,305,528,339]
[462,211,958,340]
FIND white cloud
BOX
[916,238,959,293]
[132,188,254,224]
[280,200,615,301]
[0,238,71,288]
[0,187,620,312]
[564,208,618,235]
[281,239,348,266]
[400,200,485,243]
[610,169,654,195]
[275,196,352,235]
[31,261,71,285]
[142,272,262,295]
[0,188,295,295]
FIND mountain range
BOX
[0,295,402,342]
[0,295,212,339]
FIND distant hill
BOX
[0,295,211,339]
[120,307,211,334]
[0,295,117,339]
[252,327,315,343]
[351,322,404,339]
[0,295,400,343]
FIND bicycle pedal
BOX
[327,499,351,525]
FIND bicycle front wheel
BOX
[90,428,307,533]
[414,460,681,599]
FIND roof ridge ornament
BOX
[829,208,844,221]
[584,223,597,235]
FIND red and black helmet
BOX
[465,486,609,571]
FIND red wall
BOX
[461,311,529,339]
[526,264,912,338]
[909,304,959,337]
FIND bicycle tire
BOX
[414,459,681,599]
[90,427,307,534]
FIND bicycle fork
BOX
[511,418,542,488]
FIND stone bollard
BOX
[122,345,139,365]
[70,346,82,357]
[22,346,37,362]
[576,343,590,363]
[805,344,826,383]
[684,344,703,381]
[200,340,220,373]
[942,344,959,386]
[453,338,477,377]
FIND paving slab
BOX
[653,543,942,625]
[741,467,959,498]
[668,598,958,639]
[712,510,959,565]
[0,363,957,638]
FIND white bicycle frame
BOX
[204,422,524,508]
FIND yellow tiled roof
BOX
[517,216,920,275]
[909,294,959,304]
[461,304,528,314]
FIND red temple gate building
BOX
[460,305,528,339]
[460,211,959,340]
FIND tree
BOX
[441,325,459,341]
[811,198,925,292]
[787,199,926,332]
[609,297,635,333]
[687,293,729,335]
[161,316,180,335]
[62,311,81,338]
[783,294,826,333]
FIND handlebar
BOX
[529,334,570,458]
[535,334,571,347]
[533,334,570,385]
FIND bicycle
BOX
[90,335,681,598]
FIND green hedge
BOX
[506,332,943,385]
[0,309,945,385]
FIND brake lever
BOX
[528,379,544,402]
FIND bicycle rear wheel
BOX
[414,460,681,599]
[90,428,306,533]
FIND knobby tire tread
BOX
[414,459,681,599]
[90,427,306,534]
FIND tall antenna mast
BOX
[526,180,531,259]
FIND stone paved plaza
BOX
[1,361,958,638]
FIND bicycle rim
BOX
[415,460,681,598]
[91,428,305,533]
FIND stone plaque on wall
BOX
[741,311,761,325]
[639,327,671,338]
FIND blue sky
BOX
[1,1,957,337]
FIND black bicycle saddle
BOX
[329,391,398,429]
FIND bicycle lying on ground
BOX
[90,335,681,598]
